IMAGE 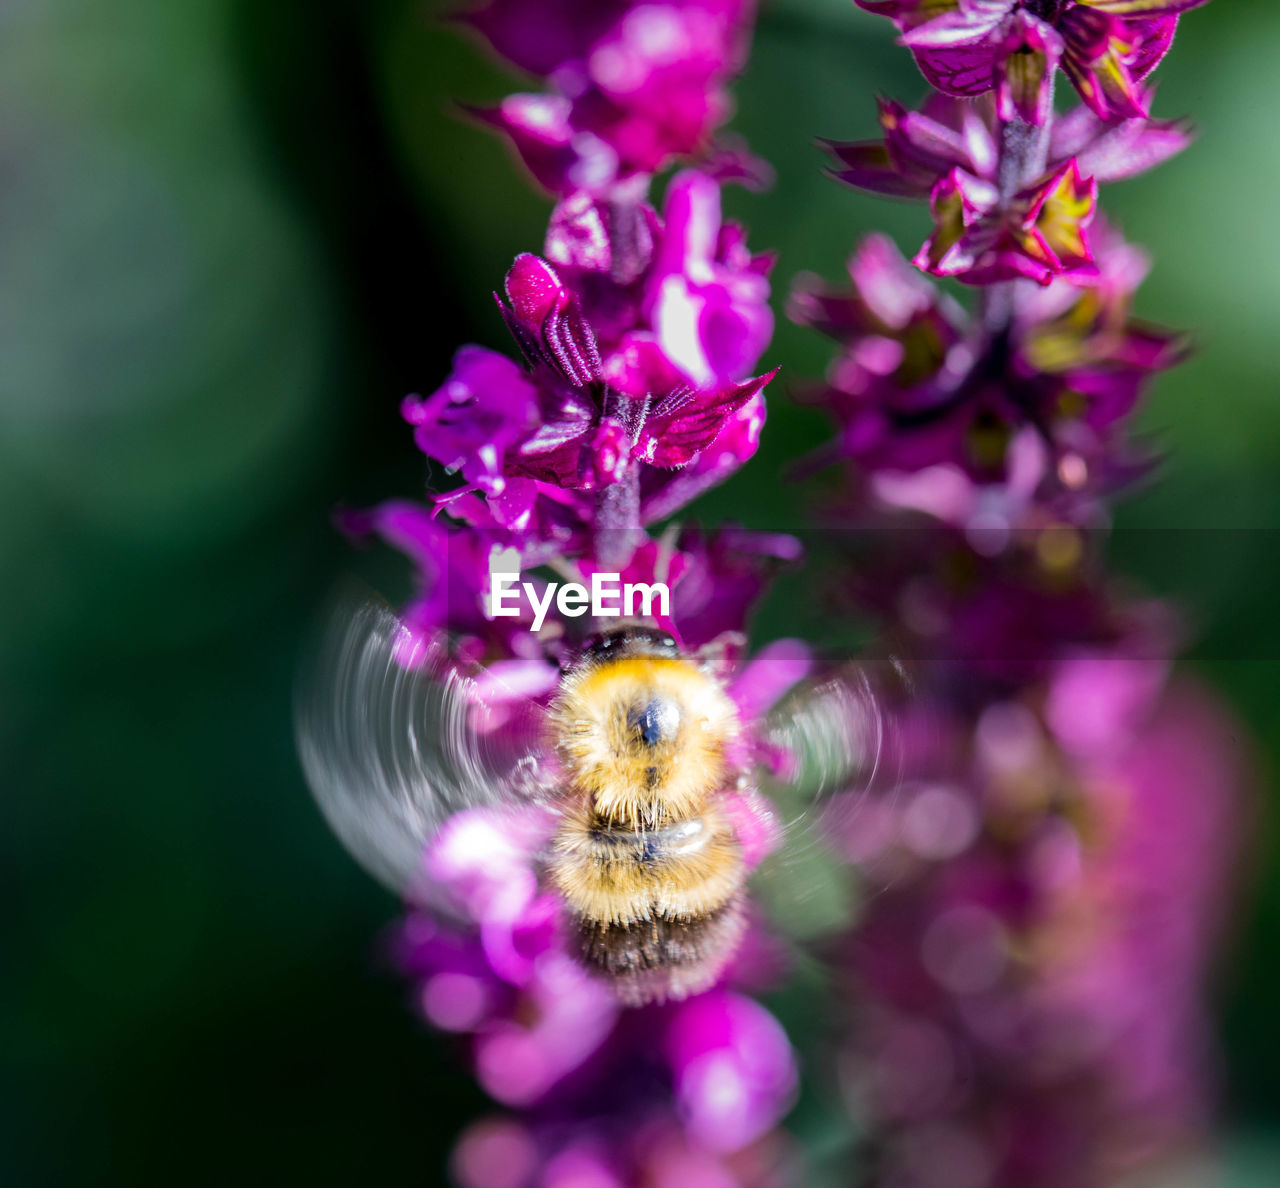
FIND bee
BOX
[296,593,892,1005]
[547,625,752,1003]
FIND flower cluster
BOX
[790,222,1182,507]
[794,80,1192,502]
[465,0,762,195]
[797,516,1243,1188]
[333,2,808,1182]
[858,0,1206,123]
[401,170,773,531]
[793,2,1242,1184]
[823,91,1188,285]
[834,654,1241,1188]
[345,172,781,672]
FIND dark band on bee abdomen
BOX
[573,899,746,1006]
[585,816,709,860]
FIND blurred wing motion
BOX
[294,589,548,901]
[761,655,909,827]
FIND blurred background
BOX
[2,0,1278,1182]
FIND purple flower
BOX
[404,184,776,534]
[342,506,799,709]
[857,0,1208,123]
[790,224,1181,490]
[666,525,803,650]
[917,158,1098,286]
[398,807,621,1106]
[463,0,629,78]
[648,170,775,389]
[338,502,555,671]
[350,453,806,1186]
[789,2,1236,1184]
[546,173,776,390]
[468,1,758,194]
[824,92,1190,199]
[580,526,801,652]
[402,342,586,495]
[666,990,798,1152]
[639,390,767,523]
[434,478,594,556]
[410,249,772,488]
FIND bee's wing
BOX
[750,655,912,940]
[294,589,551,902]
[760,654,909,827]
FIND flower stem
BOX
[593,465,641,569]
[996,115,1051,201]
[981,81,1056,334]
[593,383,648,569]
[591,181,654,569]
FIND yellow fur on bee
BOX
[549,653,738,826]
[549,798,745,926]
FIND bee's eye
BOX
[627,697,680,747]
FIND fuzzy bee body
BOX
[546,628,749,1002]
[297,596,889,1007]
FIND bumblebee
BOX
[297,596,889,1005]
[547,626,751,1002]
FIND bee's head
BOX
[551,636,738,826]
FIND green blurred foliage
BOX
[1,0,1278,1183]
